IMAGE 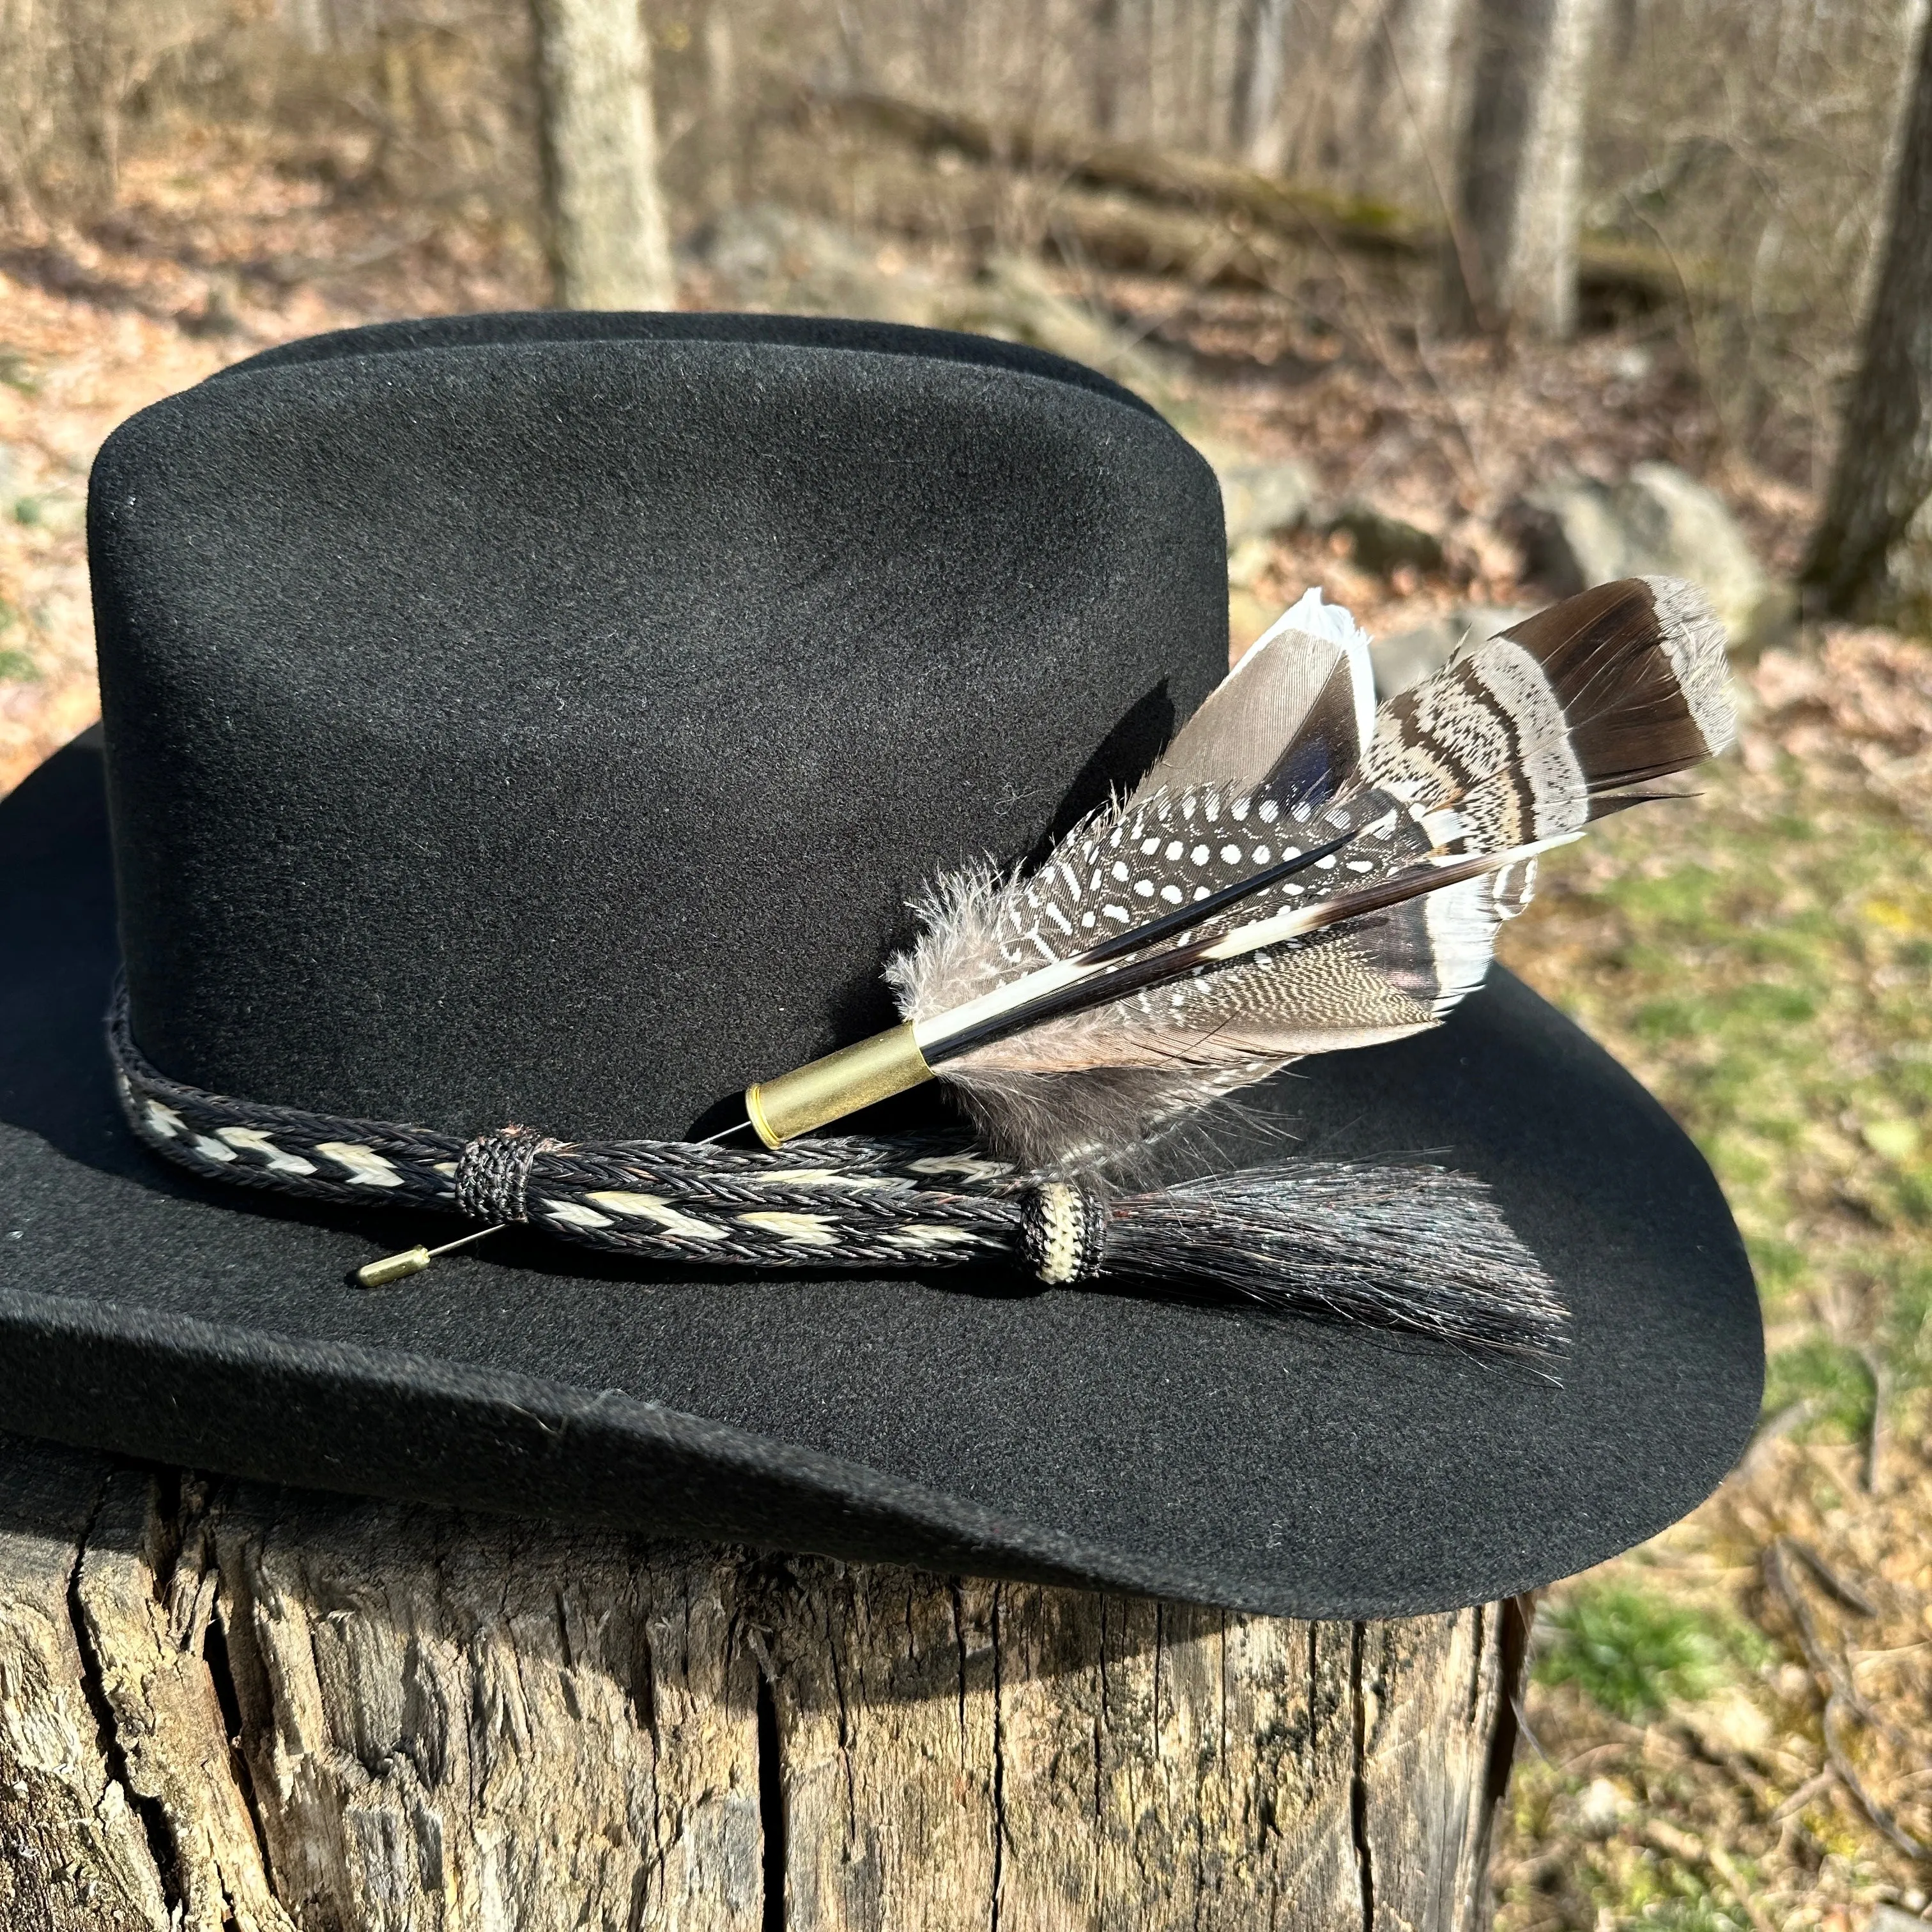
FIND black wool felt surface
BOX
[2,736,1762,1618]
[0,318,1765,1615]
[215,308,1166,421]
[91,317,1218,1138]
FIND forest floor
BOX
[3,127,1930,1932]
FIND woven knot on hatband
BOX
[456,1126,563,1224]
[1018,1182,1108,1285]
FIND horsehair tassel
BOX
[107,983,1567,1361]
[744,578,1735,1170]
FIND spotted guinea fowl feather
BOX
[887,576,1735,1172]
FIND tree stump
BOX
[0,1432,1527,1931]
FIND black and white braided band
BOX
[107,986,1567,1357]
[109,986,1108,1283]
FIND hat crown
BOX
[93,321,1227,1139]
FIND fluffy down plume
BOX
[888,578,1734,1172]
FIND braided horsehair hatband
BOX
[107,984,1563,1359]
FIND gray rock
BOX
[1457,604,1540,645]
[1368,623,1453,699]
[1328,500,1445,577]
[1368,604,1535,700]
[1866,1908,1930,1932]
[1215,459,1317,547]
[1517,461,1793,648]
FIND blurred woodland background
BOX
[3,2,1932,1928]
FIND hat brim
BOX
[1,734,1761,1618]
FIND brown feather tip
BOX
[1494,575,1736,791]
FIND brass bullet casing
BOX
[356,1245,433,1288]
[744,1022,934,1147]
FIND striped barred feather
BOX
[1361,575,1736,910]
[889,576,1735,1172]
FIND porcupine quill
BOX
[734,575,1737,1356]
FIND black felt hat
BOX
[0,313,1761,1618]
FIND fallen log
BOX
[832,154,1316,293]
[807,89,1706,312]
[812,88,1430,257]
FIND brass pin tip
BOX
[353,1223,506,1288]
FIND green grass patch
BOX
[1535,1582,1763,1721]
[1591,1839,1760,1932]
[1883,1250,1932,1381]
[1744,1232,1805,1300]
[1505,767,1932,1371]
[1625,1890,1754,1932]
[1761,1336,1874,1438]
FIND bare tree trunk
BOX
[1232,0,1293,170]
[0,1434,1528,1931]
[1358,0,1471,207]
[702,3,737,213]
[1801,3,1932,621]
[528,0,676,310]
[1445,0,1605,339]
[1148,0,1176,144]
[1092,0,1123,132]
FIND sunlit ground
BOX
[1492,633,1932,1930]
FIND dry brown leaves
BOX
[1492,1407,1932,1932]
[0,123,540,792]
[1752,627,1932,832]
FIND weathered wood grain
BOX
[0,1433,1521,1929]
[0,1443,171,1932]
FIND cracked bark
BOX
[0,1434,1521,1929]
[1800,0,1932,620]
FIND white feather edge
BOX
[1423,873,1501,1014]
[909,831,1577,1055]
[1640,574,1737,756]
[1257,587,1377,759]
[1130,586,1376,801]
